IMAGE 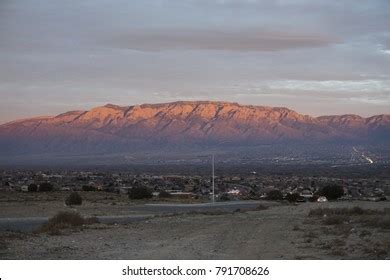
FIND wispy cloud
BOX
[110,28,338,52]
[0,0,389,121]
[266,79,390,92]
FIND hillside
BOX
[0,101,389,157]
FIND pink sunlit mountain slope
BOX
[0,101,389,157]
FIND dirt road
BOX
[2,201,388,259]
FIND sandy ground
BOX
[1,200,389,259]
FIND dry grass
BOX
[362,246,388,259]
[36,211,98,235]
[303,231,319,239]
[304,205,390,259]
[309,207,380,217]
[309,207,389,228]
[292,225,301,231]
[360,217,390,230]
[329,238,346,247]
[331,248,347,256]
[322,215,347,225]
[359,230,372,238]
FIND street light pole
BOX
[212,153,215,203]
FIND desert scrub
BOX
[37,211,98,235]
[65,192,83,206]
[359,216,390,230]
[310,207,390,230]
[322,215,347,225]
[309,207,380,217]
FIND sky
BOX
[0,0,389,123]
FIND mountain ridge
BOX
[0,101,389,157]
[2,101,387,126]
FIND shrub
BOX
[319,185,344,200]
[255,204,269,211]
[65,192,83,206]
[361,217,390,230]
[219,193,231,201]
[303,231,319,239]
[37,211,98,234]
[158,190,172,198]
[28,184,38,192]
[266,189,283,200]
[39,182,53,192]
[292,225,301,231]
[323,215,346,225]
[309,207,380,217]
[82,185,96,192]
[128,186,153,199]
[286,193,302,202]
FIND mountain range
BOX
[0,101,389,158]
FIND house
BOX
[317,196,328,202]
[373,188,384,197]
[168,191,196,199]
[119,186,132,194]
[227,188,241,196]
[300,189,313,199]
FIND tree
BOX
[82,185,96,191]
[286,192,301,202]
[266,189,283,200]
[319,185,344,200]
[129,186,153,199]
[28,183,38,192]
[39,182,53,192]
[219,193,231,201]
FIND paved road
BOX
[0,201,264,232]
[132,200,263,213]
[0,215,154,232]
[0,217,49,232]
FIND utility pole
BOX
[212,153,215,203]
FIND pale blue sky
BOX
[0,0,389,123]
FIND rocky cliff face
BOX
[0,101,389,155]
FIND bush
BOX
[65,192,83,206]
[28,184,38,192]
[286,193,302,202]
[158,190,172,198]
[319,185,344,200]
[82,185,96,192]
[39,182,53,192]
[266,189,283,200]
[309,207,379,217]
[323,215,346,225]
[128,186,153,199]
[308,195,319,202]
[37,211,97,234]
[219,193,231,201]
[360,217,390,230]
